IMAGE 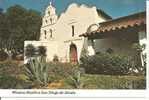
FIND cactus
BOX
[69,67,85,89]
[24,57,49,87]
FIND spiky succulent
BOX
[24,57,49,87]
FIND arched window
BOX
[50,18,53,24]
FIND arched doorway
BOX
[69,43,78,63]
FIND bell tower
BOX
[44,1,58,25]
[40,1,58,40]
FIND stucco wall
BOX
[32,3,108,62]
[24,41,58,63]
[138,31,147,66]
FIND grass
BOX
[63,74,146,89]
[0,61,146,89]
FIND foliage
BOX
[0,50,8,61]
[68,67,85,89]
[0,74,19,89]
[0,74,31,89]
[25,44,36,58]
[47,63,85,89]
[37,46,47,56]
[0,61,23,75]
[47,62,74,81]
[83,74,146,89]
[0,5,41,55]
[0,60,30,89]
[53,55,59,62]
[24,57,50,87]
[0,59,146,89]
[132,43,145,52]
[63,74,146,89]
[131,43,146,74]
[80,53,132,75]
[106,48,114,54]
[0,61,31,89]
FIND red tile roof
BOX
[80,11,146,37]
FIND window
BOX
[45,20,48,23]
[50,18,52,24]
[44,30,47,39]
[48,11,50,15]
[72,25,75,37]
[50,29,53,38]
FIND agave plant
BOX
[24,57,49,88]
[69,67,85,89]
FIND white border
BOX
[0,90,147,98]
[146,0,149,98]
[0,0,149,98]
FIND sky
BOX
[0,0,146,18]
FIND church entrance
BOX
[69,43,78,63]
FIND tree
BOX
[37,46,47,56]
[0,8,3,14]
[0,5,42,58]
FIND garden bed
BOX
[0,60,146,89]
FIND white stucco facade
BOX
[138,31,147,66]
[24,2,146,66]
[24,2,109,62]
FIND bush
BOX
[82,75,146,89]
[53,55,59,62]
[0,61,23,75]
[37,46,47,56]
[0,74,30,89]
[0,61,32,89]
[0,50,8,61]
[47,62,75,81]
[80,53,132,75]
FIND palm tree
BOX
[37,46,47,61]
[25,44,36,58]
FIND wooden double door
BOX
[69,44,78,63]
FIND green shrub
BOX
[0,74,30,89]
[0,61,23,76]
[53,55,59,62]
[47,62,75,81]
[82,75,146,89]
[0,61,18,68]
[80,53,132,75]
[0,50,8,61]
[67,67,85,89]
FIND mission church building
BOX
[25,2,146,65]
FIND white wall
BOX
[138,31,147,66]
[37,3,108,62]
[24,41,58,63]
